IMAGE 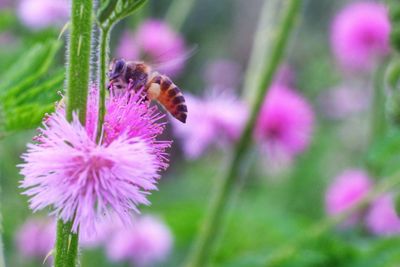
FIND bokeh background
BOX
[2,0,400,266]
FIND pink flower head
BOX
[255,85,314,162]
[116,19,187,77]
[325,169,372,226]
[17,0,69,30]
[173,89,248,159]
[19,86,171,236]
[318,84,370,120]
[366,194,400,236]
[331,2,391,72]
[116,31,140,60]
[15,218,55,260]
[106,215,173,267]
[203,59,242,89]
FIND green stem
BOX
[242,0,283,105]
[97,26,110,142]
[55,0,93,266]
[65,0,93,123]
[66,230,79,267]
[165,0,196,30]
[265,170,400,266]
[55,220,72,267]
[184,1,301,266]
[370,62,388,146]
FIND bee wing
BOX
[150,45,198,72]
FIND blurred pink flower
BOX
[203,59,242,89]
[79,216,122,248]
[19,87,171,236]
[325,169,372,225]
[116,19,187,77]
[106,215,173,267]
[318,84,370,119]
[366,194,400,236]
[17,0,69,30]
[116,31,140,60]
[15,218,55,260]
[173,89,248,159]
[331,2,390,72]
[255,85,314,162]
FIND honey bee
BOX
[108,59,187,123]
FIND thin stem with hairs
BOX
[97,26,110,142]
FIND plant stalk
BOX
[165,0,196,30]
[97,26,110,142]
[184,1,301,266]
[55,0,93,266]
[242,0,283,105]
[370,62,388,145]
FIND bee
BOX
[108,59,187,123]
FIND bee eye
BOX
[114,60,125,73]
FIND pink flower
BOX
[106,215,173,267]
[325,169,372,226]
[17,0,69,30]
[318,84,370,119]
[15,218,55,260]
[255,85,314,162]
[173,89,248,159]
[79,216,121,248]
[366,194,400,236]
[116,31,139,60]
[203,59,242,89]
[19,87,171,236]
[116,19,187,77]
[331,2,390,72]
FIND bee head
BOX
[108,58,126,80]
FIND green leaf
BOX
[0,40,63,134]
[4,103,55,131]
[0,41,61,95]
[3,69,64,108]
[97,0,118,24]
[98,0,147,28]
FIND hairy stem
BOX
[184,1,301,266]
[65,0,93,122]
[97,26,110,142]
[56,0,93,266]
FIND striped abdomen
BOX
[153,75,187,123]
